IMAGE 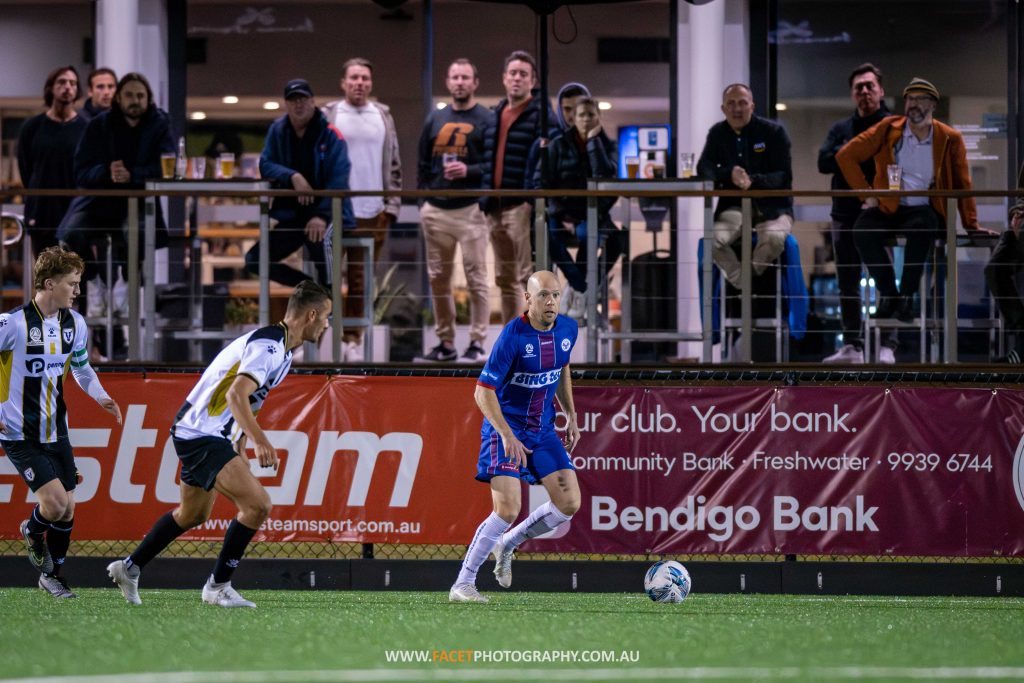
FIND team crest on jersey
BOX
[561,338,571,352]
[63,328,74,344]
[524,343,536,358]
[24,467,34,482]
[28,327,42,345]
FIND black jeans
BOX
[853,205,942,298]
[830,216,864,348]
[244,217,328,286]
[984,229,1024,350]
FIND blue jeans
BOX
[547,214,625,293]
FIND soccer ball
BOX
[644,560,691,603]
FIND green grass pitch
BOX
[1,588,1022,681]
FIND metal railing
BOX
[4,185,1022,365]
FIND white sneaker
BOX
[448,583,488,603]
[107,560,142,605]
[566,289,586,323]
[878,347,896,364]
[111,276,129,318]
[823,344,865,364]
[343,340,365,363]
[86,276,107,318]
[201,577,256,608]
[491,538,514,589]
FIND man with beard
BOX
[817,63,890,363]
[57,72,173,326]
[108,280,331,608]
[415,58,494,363]
[837,78,995,361]
[78,68,117,122]
[17,66,88,256]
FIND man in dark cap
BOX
[836,77,995,362]
[247,78,354,287]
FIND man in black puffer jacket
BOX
[539,97,623,322]
[480,50,557,322]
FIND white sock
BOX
[455,512,510,586]
[501,501,572,550]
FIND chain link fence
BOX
[2,539,1021,564]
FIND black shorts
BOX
[173,436,238,491]
[2,439,76,493]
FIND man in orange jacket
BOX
[837,78,994,339]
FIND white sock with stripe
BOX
[501,501,572,550]
[455,512,511,587]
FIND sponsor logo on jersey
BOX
[47,326,57,338]
[509,368,562,389]
[28,327,43,345]
[561,338,571,352]
[24,358,45,374]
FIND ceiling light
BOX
[435,102,447,110]
[189,111,207,120]
[598,101,612,110]
[222,96,239,104]
[775,102,788,111]
[263,101,280,110]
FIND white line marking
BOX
[6,667,1024,683]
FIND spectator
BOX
[249,79,354,291]
[78,68,117,123]
[539,97,624,323]
[481,50,558,323]
[818,63,891,364]
[57,72,173,322]
[323,58,401,362]
[697,83,793,291]
[17,66,88,257]
[837,77,995,362]
[414,59,494,363]
[984,164,1024,363]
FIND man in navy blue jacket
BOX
[248,79,354,286]
[480,51,557,323]
[697,84,793,290]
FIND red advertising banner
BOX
[1,375,1023,557]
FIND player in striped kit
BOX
[107,280,331,608]
[450,270,582,603]
[1,246,122,598]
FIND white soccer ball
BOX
[644,560,691,603]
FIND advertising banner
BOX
[1,374,1022,557]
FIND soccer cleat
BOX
[823,344,865,364]
[878,347,896,365]
[415,342,457,363]
[460,342,486,363]
[202,578,256,608]
[107,560,142,605]
[491,539,514,589]
[20,519,53,575]
[38,574,76,599]
[448,583,488,603]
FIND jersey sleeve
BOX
[237,337,284,387]
[70,313,90,367]
[0,312,17,351]
[478,324,517,390]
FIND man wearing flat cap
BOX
[247,78,354,287]
[836,77,994,359]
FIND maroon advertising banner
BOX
[2,375,1022,557]
[535,386,1024,557]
